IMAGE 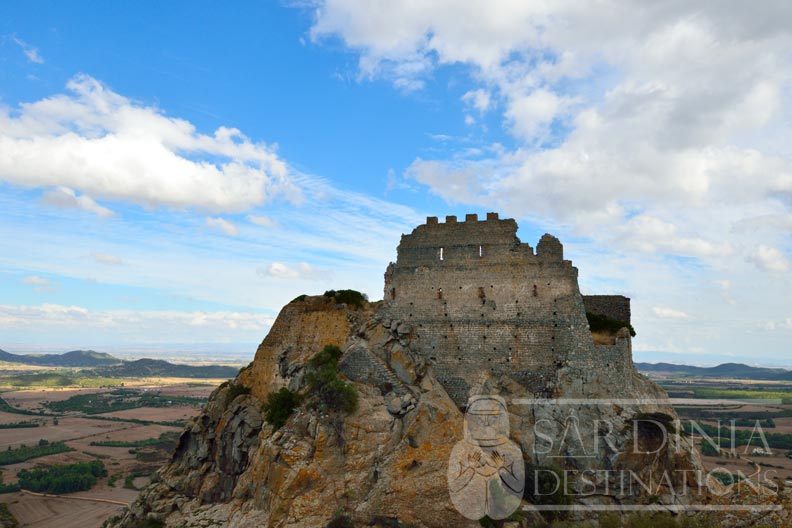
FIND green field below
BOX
[690,388,792,402]
[0,372,122,388]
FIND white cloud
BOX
[613,215,735,258]
[21,276,58,293]
[205,217,239,237]
[0,303,274,341]
[715,279,736,305]
[41,186,115,218]
[12,36,44,64]
[257,262,328,281]
[652,307,689,320]
[310,0,792,279]
[733,214,792,233]
[90,252,124,265]
[247,215,276,228]
[505,89,574,142]
[462,89,491,113]
[748,244,790,273]
[0,74,296,212]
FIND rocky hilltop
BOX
[107,214,787,527]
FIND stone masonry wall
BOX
[382,213,634,405]
[582,295,631,324]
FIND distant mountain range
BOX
[635,362,792,380]
[0,348,120,367]
[104,358,239,378]
[0,348,239,379]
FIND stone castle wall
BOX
[582,295,631,323]
[382,213,633,404]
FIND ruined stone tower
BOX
[382,213,634,405]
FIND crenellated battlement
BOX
[392,212,570,271]
[424,212,502,226]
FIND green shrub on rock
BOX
[224,381,251,408]
[323,290,367,309]
[586,311,636,337]
[262,387,302,430]
[307,345,358,414]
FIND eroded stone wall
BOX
[583,295,631,323]
[382,213,633,404]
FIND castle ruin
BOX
[381,213,634,405]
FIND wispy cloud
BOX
[90,252,124,266]
[247,215,277,228]
[205,217,239,237]
[652,307,689,320]
[22,276,58,293]
[41,186,115,218]
[0,303,274,343]
[12,36,44,64]
[257,262,329,281]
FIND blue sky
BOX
[1,2,791,365]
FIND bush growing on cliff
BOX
[586,311,636,337]
[224,381,251,407]
[262,387,302,430]
[307,344,358,414]
[323,289,367,309]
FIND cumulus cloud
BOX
[748,244,790,273]
[41,186,115,218]
[257,262,328,281]
[613,215,735,258]
[205,217,239,237]
[22,276,58,292]
[0,74,297,212]
[12,36,44,64]
[311,0,792,268]
[505,89,575,143]
[652,307,689,319]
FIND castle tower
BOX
[382,213,632,404]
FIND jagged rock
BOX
[395,322,411,336]
[386,395,403,415]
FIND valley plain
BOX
[0,355,241,528]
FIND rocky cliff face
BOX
[108,295,710,528]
